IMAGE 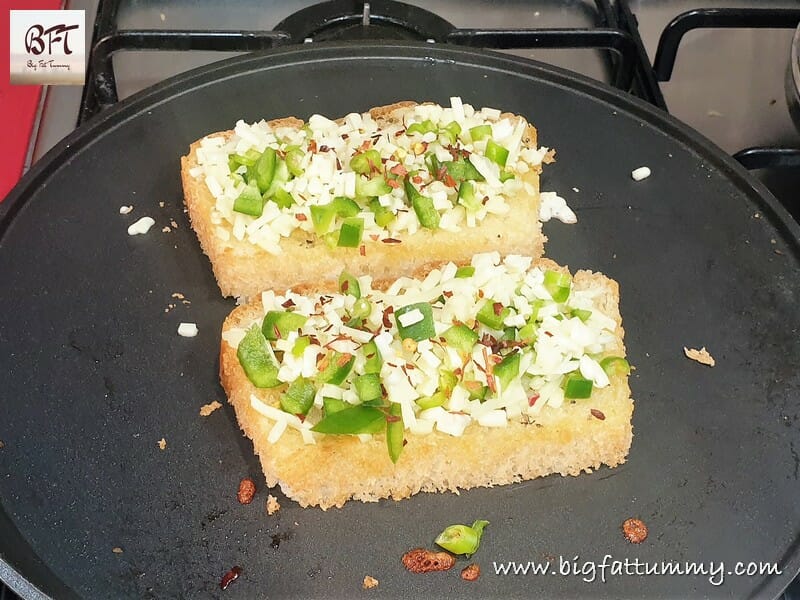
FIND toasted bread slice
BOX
[182,100,551,298]
[219,254,633,509]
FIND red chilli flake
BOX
[307,140,318,153]
[528,393,540,407]
[492,302,503,316]
[382,306,394,328]
[220,566,243,590]
[443,174,457,188]
[394,129,406,137]
[295,213,307,221]
[319,145,330,153]
[387,178,402,189]
[591,409,606,421]
[390,164,408,177]
[381,237,402,244]
[412,175,423,184]
[442,290,453,298]
[281,298,295,308]
[386,414,401,423]
[359,244,366,257]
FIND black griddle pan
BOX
[1,43,799,599]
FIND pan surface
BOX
[1,42,799,599]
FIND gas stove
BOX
[5,1,800,598]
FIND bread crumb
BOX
[159,201,165,207]
[158,438,167,450]
[162,226,171,233]
[200,401,222,416]
[112,547,124,554]
[170,219,179,228]
[119,205,133,215]
[684,346,715,367]
[362,575,379,589]
[171,292,186,300]
[0,440,5,449]
[266,494,281,515]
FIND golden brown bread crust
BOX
[219,260,633,510]
[181,101,545,298]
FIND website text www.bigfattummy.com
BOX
[492,555,782,586]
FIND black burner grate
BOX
[76,0,665,123]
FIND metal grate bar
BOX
[653,8,800,81]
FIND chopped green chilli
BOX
[280,377,315,415]
[543,270,572,303]
[563,372,593,399]
[262,310,307,340]
[311,406,386,434]
[435,520,489,557]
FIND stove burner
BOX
[274,0,454,43]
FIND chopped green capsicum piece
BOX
[403,179,440,229]
[262,310,308,340]
[311,406,386,434]
[395,302,435,342]
[280,376,316,416]
[455,265,475,278]
[363,340,382,374]
[416,392,447,410]
[457,180,480,212]
[236,325,281,388]
[476,299,510,331]
[469,124,492,141]
[356,175,392,198]
[493,351,520,390]
[444,158,484,183]
[442,323,478,355]
[316,351,355,385]
[543,270,571,303]
[563,372,593,399]
[233,180,265,217]
[354,373,383,404]
[284,145,305,177]
[386,402,404,463]
[337,217,364,248]
[406,119,437,136]
[251,148,277,193]
[368,198,395,227]
[322,397,349,415]
[485,139,509,167]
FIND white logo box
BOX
[10,10,86,85]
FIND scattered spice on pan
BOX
[157,438,167,450]
[170,219,179,228]
[199,401,222,417]
[683,346,715,367]
[112,547,124,554]
[362,575,379,589]
[237,478,256,504]
[266,494,281,515]
[461,564,481,581]
[220,565,243,590]
[401,548,455,573]
[590,408,606,421]
[622,518,648,544]
[161,226,171,233]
